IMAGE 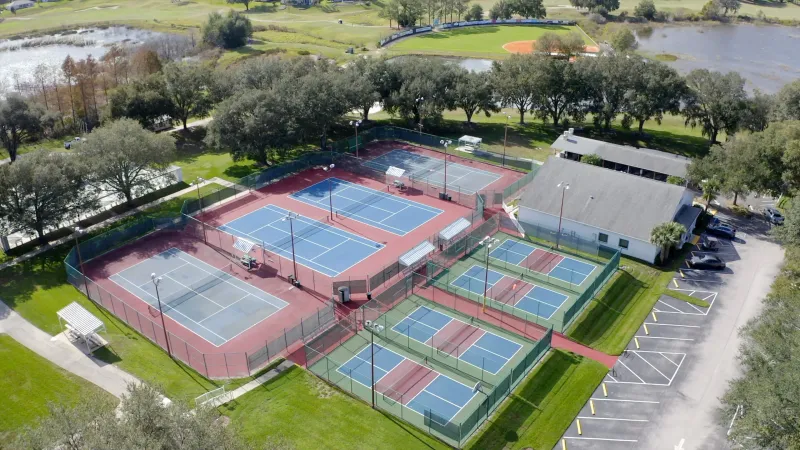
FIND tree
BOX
[202,10,253,49]
[529,56,586,126]
[385,57,457,125]
[129,48,162,77]
[771,196,800,246]
[558,32,587,58]
[492,55,537,124]
[511,0,546,18]
[0,151,98,243]
[227,0,252,10]
[80,119,176,205]
[650,221,686,263]
[207,89,299,165]
[534,32,561,54]
[291,70,356,151]
[581,153,603,166]
[610,27,637,52]
[382,0,425,27]
[451,70,499,124]
[455,0,470,20]
[666,175,685,185]
[489,0,513,19]
[345,57,387,121]
[684,69,748,144]
[577,55,637,130]
[775,80,800,121]
[163,63,213,130]
[700,0,723,20]
[464,3,483,20]
[633,0,657,19]
[624,61,686,134]
[741,90,773,133]
[107,74,176,129]
[15,383,247,450]
[700,179,721,211]
[0,94,44,163]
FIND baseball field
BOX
[389,25,598,58]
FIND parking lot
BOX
[555,211,784,450]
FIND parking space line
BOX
[644,322,701,328]
[656,299,683,312]
[606,373,618,382]
[617,360,646,383]
[578,417,649,422]
[685,302,706,314]
[563,437,638,442]
[660,353,680,366]
[632,352,671,381]
[634,336,695,341]
[590,398,659,404]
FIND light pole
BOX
[323,164,335,220]
[416,97,424,136]
[502,114,512,167]
[350,120,362,158]
[440,139,452,197]
[556,182,570,250]
[281,213,300,283]
[193,176,205,213]
[72,227,89,296]
[479,236,499,312]
[150,273,172,358]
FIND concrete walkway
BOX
[0,300,139,399]
[204,360,294,408]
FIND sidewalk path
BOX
[0,300,139,399]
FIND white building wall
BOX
[518,207,660,263]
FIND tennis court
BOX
[391,305,522,374]
[364,149,502,194]
[289,177,442,236]
[490,239,597,286]
[452,265,570,320]
[109,248,288,346]
[337,343,479,425]
[218,204,383,277]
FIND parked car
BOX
[707,223,736,239]
[688,254,726,270]
[763,207,784,225]
[710,217,736,231]
[698,236,718,251]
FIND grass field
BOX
[389,25,594,58]
[465,350,607,450]
[219,365,451,450]
[0,334,117,441]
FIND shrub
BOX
[201,10,253,49]
[581,153,603,166]
[667,175,686,185]
[588,12,607,23]
[730,204,753,217]
[634,0,657,20]
[297,49,311,55]
[465,3,484,20]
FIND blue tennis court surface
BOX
[490,239,597,286]
[364,149,502,194]
[290,177,442,236]
[452,265,570,320]
[337,343,478,424]
[110,248,288,346]
[391,306,522,374]
[219,204,383,277]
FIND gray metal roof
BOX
[439,217,471,241]
[520,157,688,242]
[399,240,436,267]
[674,204,702,231]
[57,302,106,338]
[551,134,690,178]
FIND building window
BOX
[598,233,608,243]
[619,238,629,249]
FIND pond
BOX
[0,27,184,91]
[635,23,800,93]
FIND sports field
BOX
[390,25,596,57]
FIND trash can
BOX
[366,292,372,301]
[338,286,351,303]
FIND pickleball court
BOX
[490,239,597,286]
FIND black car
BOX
[688,254,726,270]
[707,223,736,239]
[698,236,718,252]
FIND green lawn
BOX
[465,350,608,450]
[0,187,241,402]
[0,334,117,441]
[389,25,593,58]
[219,365,451,450]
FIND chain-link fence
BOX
[64,215,338,380]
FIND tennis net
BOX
[493,275,526,305]
[160,264,233,312]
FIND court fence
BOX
[64,215,338,380]
[303,270,552,448]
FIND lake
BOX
[635,23,800,93]
[0,27,177,91]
